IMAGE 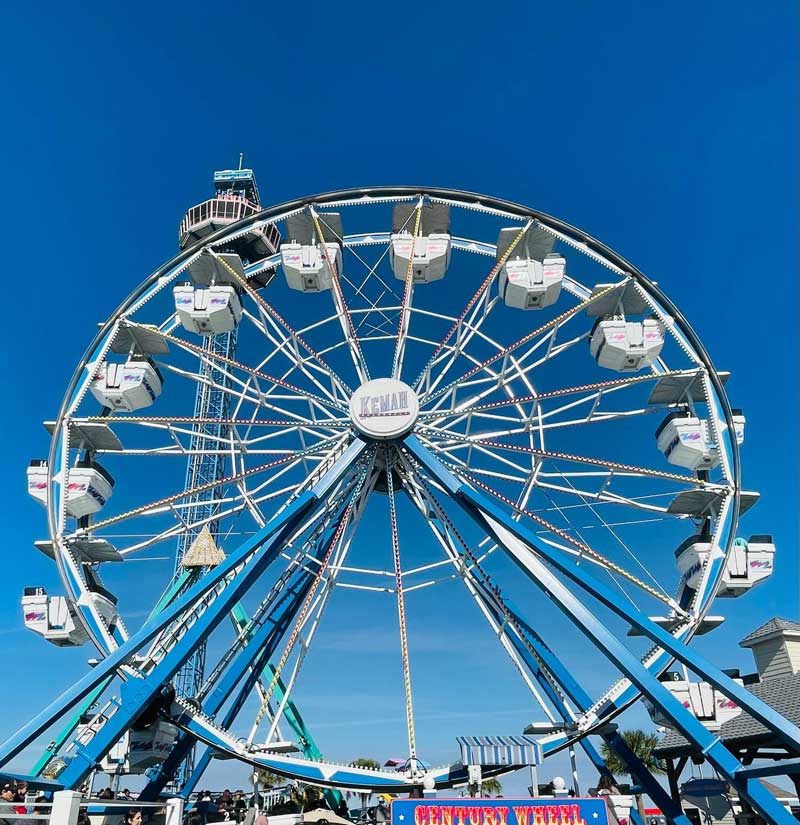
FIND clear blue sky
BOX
[0,0,797,796]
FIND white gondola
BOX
[589,317,665,372]
[675,534,775,596]
[656,410,746,470]
[675,533,712,590]
[390,233,451,283]
[98,731,130,774]
[64,461,114,518]
[719,535,775,597]
[173,284,243,335]
[281,212,343,293]
[71,712,129,774]
[646,671,742,731]
[389,203,452,283]
[27,460,114,518]
[500,252,566,309]
[128,720,179,772]
[280,241,341,292]
[89,358,163,411]
[21,587,117,647]
[27,460,49,508]
[497,226,565,309]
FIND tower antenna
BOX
[238,152,244,170]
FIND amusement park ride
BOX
[8,170,799,825]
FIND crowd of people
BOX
[192,789,249,824]
[0,780,53,823]
[0,779,147,825]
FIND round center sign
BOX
[349,378,419,440]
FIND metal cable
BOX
[386,447,417,761]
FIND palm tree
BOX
[348,758,382,815]
[255,770,285,788]
[600,729,665,822]
[480,777,503,797]
[253,770,288,814]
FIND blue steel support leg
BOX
[141,503,354,800]
[476,589,689,825]
[0,492,314,767]
[403,438,798,825]
[139,576,313,800]
[404,437,800,750]
[55,444,366,790]
[404,469,680,823]
[0,440,366,775]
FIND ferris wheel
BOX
[8,175,799,825]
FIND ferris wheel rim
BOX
[40,185,743,756]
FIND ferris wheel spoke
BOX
[156,360,307,423]
[96,473,326,558]
[420,282,625,409]
[241,309,351,406]
[400,469,562,722]
[82,415,347,431]
[422,323,590,421]
[420,425,710,487]
[207,248,353,399]
[73,433,349,536]
[309,206,371,385]
[413,219,534,392]
[425,462,684,613]
[197,539,317,701]
[421,368,700,424]
[416,288,502,399]
[386,446,418,762]
[256,465,379,745]
[141,464,366,677]
[141,456,368,676]
[409,324,544,439]
[428,442,684,517]
[536,468,677,603]
[247,451,376,742]
[155,325,347,416]
[391,198,424,380]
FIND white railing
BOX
[2,794,180,825]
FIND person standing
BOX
[0,784,16,825]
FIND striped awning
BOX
[456,735,541,766]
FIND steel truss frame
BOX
[16,187,793,824]
[7,435,800,822]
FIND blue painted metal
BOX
[403,438,798,825]
[404,437,800,752]
[407,475,685,822]
[0,492,314,767]
[52,445,365,790]
[0,440,366,774]
[31,570,199,778]
[149,498,354,799]
[476,591,690,824]
[736,759,800,779]
[175,708,507,790]
[603,730,691,825]
[0,773,64,792]
[140,567,316,800]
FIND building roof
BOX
[739,617,800,647]
[654,671,800,757]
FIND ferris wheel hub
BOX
[349,377,419,440]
